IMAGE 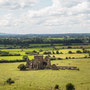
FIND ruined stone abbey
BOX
[25,55,79,70]
[26,55,51,70]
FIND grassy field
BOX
[0,48,89,60]
[0,56,34,61]
[50,54,88,59]
[0,47,90,90]
[0,58,90,90]
[55,45,90,49]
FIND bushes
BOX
[66,57,71,59]
[66,83,75,90]
[76,50,82,53]
[39,49,43,52]
[56,51,59,54]
[59,52,63,54]
[0,51,9,56]
[57,58,63,60]
[6,78,15,85]
[23,55,28,61]
[50,56,63,60]
[0,60,26,63]
[0,51,20,56]
[68,46,72,49]
[68,51,73,54]
[18,64,26,71]
[66,57,69,59]
[50,57,56,60]
[53,83,75,90]
[26,50,39,55]
[54,84,60,90]
[82,49,90,53]
[53,51,55,54]
[51,64,59,70]
[43,51,51,54]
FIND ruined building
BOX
[25,55,79,70]
[26,55,51,70]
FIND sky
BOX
[0,0,90,34]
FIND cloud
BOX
[0,0,90,34]
[0,0,40,10]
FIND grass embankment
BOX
[0,58,90,90]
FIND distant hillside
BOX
[0,33,7,35]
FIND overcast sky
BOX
[0,0,90,34]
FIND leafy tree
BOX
[68,51,73,54]
[53,51,55,54]
[60,52,63,54]
[54,84,60,90]
[50,57,56,60]
[56,51,59,54]
[89,53,90,57]
[51,64,59,70]
[66,83,75,90]
[18,64,26,71]
[66,57,69,59]
[76,50,82,53]
[23,55,29,61]
[43,51,51,54]
[6,78,15,85]
[68,46,72,49]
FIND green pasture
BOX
[0,58,90,90]
[0,56,22,60]
[0,48,89,60]
[53,49,83,54]
[29,44,51,47]
[55,45,90,49]
[0,53,88,60]
[50,54,88,59]
[0,47,53,52]
[0,56,34,61]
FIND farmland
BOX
[0,47,90,90]
[0,58,90,90]
[0,48,89,60]
[0,34,90,90]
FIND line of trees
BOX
[0,37,87,46]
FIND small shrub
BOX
[57,58,63,60]
[59,52,63,54]
[54,84,60,90]
[56,51,59,54]
[26,51,38,55]
[33,50,37,53]
[43,51,51,54]
[23,55,29,61]
[6,78,15,85]
[68,51,73,54]
[48,54,51,57]
[66,83,75,90]
[53,55,55,58]
[72,57,75,59]
[83,50,89,53]
[68,46,72,49]
[50,57,56,60]
[51,64,59,70]
[53,51,55,54]
[39,49,43,52]
[84,56,88,58]
[89,53,90,56]
[18,64,26,71]
[76,50,82,53]
[66,57,69,59]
